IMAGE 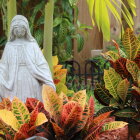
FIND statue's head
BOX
[8,15,35,41]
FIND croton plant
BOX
[0,86,127,140]
[94,28,140,138]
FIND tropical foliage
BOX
[0,97,48,139]
[53,56,68,94]
[0,86,127,139]
[87,0,136,41]
[94,28,140,138]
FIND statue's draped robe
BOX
[0,41,55,101]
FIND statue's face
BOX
[13,24,26,38]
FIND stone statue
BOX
[0,15,56,101]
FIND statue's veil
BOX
[8,15,35,42]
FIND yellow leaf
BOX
[42,85,63,123]
[126,60,139,82]
[59,92,68,103]
[53,56,59,66]
[54,65,63,73]
[56,83,68,94]
[122,28,140,60]
[105,51,120,61]
[72,90,87,109]
[117,79,129,103]
[55,69,67,84]
[102,121,128,132]
[104,68,122,101]
[35,113,48,126]
[0,109,19,131]
[12,97,30,127]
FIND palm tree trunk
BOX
[7,0,17,37]
[43,0,54,75]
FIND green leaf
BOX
[58,20,68,43]
[34,29,43,46]
[12,97,30,127]
[122,28,140,60]
[105,51,120,61]
[126,60,139,82]
[94,83,111,106]
[100,0,110,41]
[79,24,93,30]
[114,108,137,118]
[87,0,95,25]
[73,34,84,52]
[69,0,78,6]
[95,0,100,30]
[102,121,128,132]
[104,68,122,101]
[117,79,129,103]
[105,0,122,24]
[53,17,62,27]
[66,36,72,56]
[109,98,119,107]
[96,107,115,116]
[126,0,136,16]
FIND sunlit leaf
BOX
[104,68,122,101]
[72,90,86,109]
[122,28,140,60]
[35,113,48,126]
[52,56,59,66]
[102,121,128,132]
[105,51,120,61]
[0,109,19,131]
[12,97,30,127]
[117,79,129,103]
[126,60,139,82]
[42,85,63,123]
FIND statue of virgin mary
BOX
[0,15,55,101]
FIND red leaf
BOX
[14,123,30,140]
[134,53,140,68]
[110,57,130,79]
[63,103,83,130]
[61,101,77,126]
[25,98,39,112]
[93,111,112,124]
[37,102,50,119]
[0,98,12,110]
[29,107,38,127]
[85,123,103,140]
[88,97,94,118]
[51,122,64,137]
[54,79,60,84]
[5,134,13,140]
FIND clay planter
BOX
[26,136,48,140]
[91,49,103,57]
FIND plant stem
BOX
[43,0,54,75]
[7,0,17,37]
